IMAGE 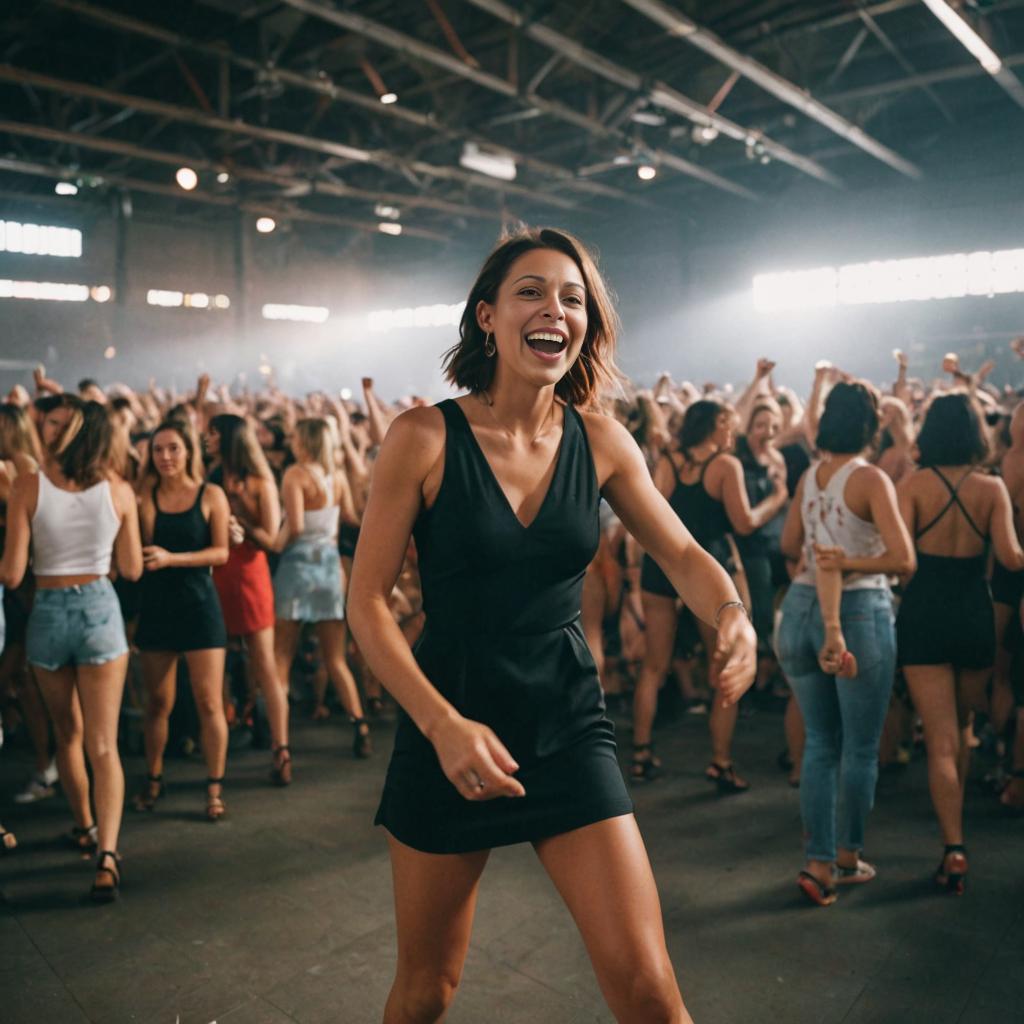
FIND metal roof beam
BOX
[463,0,840,187]
[0,63,581,211]
[277,0,758,200]
[620,0,923,179]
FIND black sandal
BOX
[270,745,292,786]
[0,827,16,854]
[630,743,662,783]
[90,850,121,904]
[352,719,373,759]
[935,843,968,895]
[206,776,226,822]
[68,823,99,856]
[705,761,750,794]
[131,774,164,812]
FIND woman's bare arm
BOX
[112,479,144,581]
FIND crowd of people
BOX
[0,238,1022,1011]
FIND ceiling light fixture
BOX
[216,171,230,184]
[360,57,398,105]
[175,166,198,191]
[459,142,517,181]
[637,164,657,180]
[380,92,398,104]
[55,182,78,196]
[256,216,276,234]
[378,222,403,236]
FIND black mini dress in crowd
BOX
[374,399,634,854]
[134,484,227,652]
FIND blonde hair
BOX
[294,418,335,476]
[0,403,41,463]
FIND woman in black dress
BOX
[348,228,757,1023]
[133,419,231,821]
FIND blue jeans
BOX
[26,578,128,671]
[775,584,896,862]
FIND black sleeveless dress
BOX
[374,400,633,854]
[135,484,227,652]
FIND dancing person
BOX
[133,419,231,820]
[204,415,289,784]
[0,589,16,854]
[271,418,371,758]
[0,404,57,804]
[0,397,142,900]
[777,381,914,907]
[633,399,786,789]
[348,228,757,1024]
[895,393,1024,892]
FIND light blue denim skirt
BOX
[273,537,346,622]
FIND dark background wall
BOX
[1,138,1021,401]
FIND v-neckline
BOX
[450,399,568,531]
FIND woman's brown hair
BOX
[51,398,111,487]
[210,413,274,482]
[293,418,335,476]
[143,419,205,486]
[442,227,622,408]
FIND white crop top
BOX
[31,473,121,576]
[794,457,888,591]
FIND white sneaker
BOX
[41,758,58,786]
[14,768,57,804]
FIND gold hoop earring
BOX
[483,332,496,358]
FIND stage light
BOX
[256,217,276,234]
[637,165,657,180]
[921,0,1002,74]
[262,303,330,323]
[691,124,719,145]
[378,222,403,236]
[753,247,1024,312]
[375,204,400,219]
[380,92,398,104]
[104,346,116,359]
[147,289,184,307]
[340,388,353,400]
[186,292,210,309]
[216,172,230,184]
[213,294,231,309]
[90,285,112,303]
[55,182,78,196]
[367,301,465,333]
[175,167,198,191]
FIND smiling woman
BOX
[348,226,758,1023]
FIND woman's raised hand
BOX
[430,713,526,802]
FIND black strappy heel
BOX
[68,823,99,856]
[270,745,292,786]
[90,850,121,904]
[630,743,662,783]
[705,761,750,794]
[352,719,373,759]
[206,776,226,821]
[936,844,968,895]
[131,774,164,812]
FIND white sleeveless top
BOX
[32,473,121,576]
[297,465,339,544]
[795,457,888,591]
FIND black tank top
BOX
[669,451,731,554]
[147,484,214,600]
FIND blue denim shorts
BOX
[26,578,128,671]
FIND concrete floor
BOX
[1,699,1022,1024]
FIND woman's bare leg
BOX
[139,651,178,780]
[251,626,289,751]
[383,833,490,1024]
[14,658,52,774]
[76,655,129,871]
[632,594,677,748]
[534,815,690,1024]
[34,666,92,831]
[905,664,962,845]
[700,619,742,774]
[184,648,229,782]
[316,620,365,721]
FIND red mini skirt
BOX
[213,540,275,637]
